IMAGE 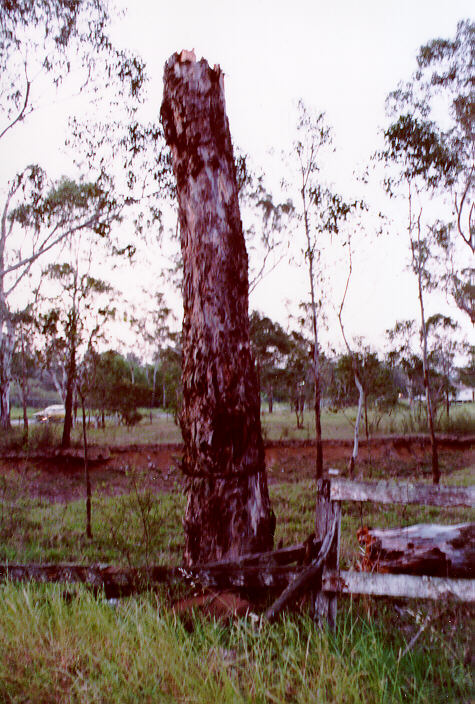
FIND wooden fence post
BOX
[314,478,341,628]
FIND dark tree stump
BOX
[161,50,274,566]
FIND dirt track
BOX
[1,436,473,504]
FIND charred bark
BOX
[161,51,274,566]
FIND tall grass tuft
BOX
[0,583,471,703]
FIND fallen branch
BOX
[0,538,320,598]
[0,562,306,597]
[264,514,338,623]
[398,614,431,661]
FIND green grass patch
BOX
[0,478,186,566]
[0,582,471,703]
[261,402,475,442]
[4,401,473,450]
[0,452,473,702]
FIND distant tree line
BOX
[10,307,472,437]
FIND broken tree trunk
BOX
[161,51,274,566]
[358,523,475,578]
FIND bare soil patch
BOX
[0,436,473,504]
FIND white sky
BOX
[4,0,474,355]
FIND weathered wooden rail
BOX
[315,476,475,624]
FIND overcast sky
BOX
[5,0,474,354]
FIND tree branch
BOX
[0,63,32,142]
[1,208,116,281]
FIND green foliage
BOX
[382,115,458,191]
[87,350,152,425]
[330,350,398,411]
[250,311,291,407]
[1,0,146,134]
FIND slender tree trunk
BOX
[364,392,371,467]
[20,330,28,442]
[151,360,158,407]
[0,193,13,431]
[80,393,92,539]
[161,51,275,566]
[349,373,364,478]
[62,340,76,449]
[306,244,323,478]
[413,211,439,484]
[337,242,364,478]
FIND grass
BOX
[5,401,474,450]
[261,402,475,442]
[0,419,473,702]
[0,477,186,566]
[2,462,472,567]
[0,582,472,703]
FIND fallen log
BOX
[357,523,475,578]
[198,533,320,569]
[0,535,321,598]
[0,562,305,597]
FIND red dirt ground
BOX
[0,436,473,503]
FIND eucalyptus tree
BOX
[381,105,460,484]
[35,178,118,448]
[40,259,115,448]
[10,306,37,440]
[288,101,358,477]
[426,314,462,417]
[0,172,121,428]
[386,20,474,320]
[249,311,291,413]
[130,290,177,409]
[386,320,425,404]
[0,0,157,429]
[337,239,364,476]
[236,151,294,293]
[284,329,312,429]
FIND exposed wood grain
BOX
[313,479,341,627]
[330,478,475,507]
[0,562,301,597]
[323,569,475,602]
